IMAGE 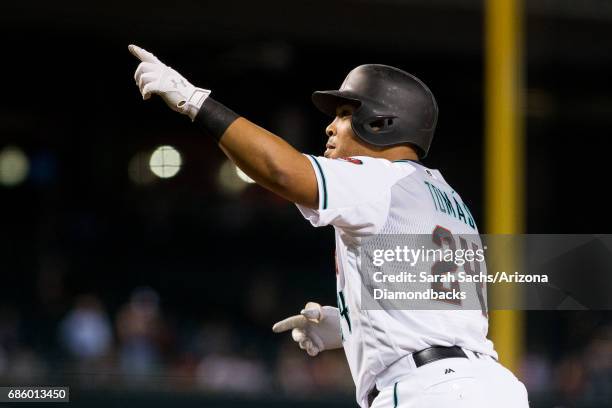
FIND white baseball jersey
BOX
[296,155,497,408]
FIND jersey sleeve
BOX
[296,155,416,236]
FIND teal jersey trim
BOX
[393,382,398,407]
[393,159,423,165]
[308,155,328,210]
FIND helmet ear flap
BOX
[364,116,397,134]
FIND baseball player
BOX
[129,44,529,407]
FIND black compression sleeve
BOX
[194,97,240,142]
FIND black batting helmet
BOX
[312,64,438,158]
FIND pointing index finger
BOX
[272,315,307,333]
[128,44,162,64]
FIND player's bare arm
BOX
[217,107,417,203]
[216,118,318,208]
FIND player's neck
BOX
[367,145,420,162]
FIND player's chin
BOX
[324,147,339,158]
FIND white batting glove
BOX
[128,44,211,120]
[272,302,342,357]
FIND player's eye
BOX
[338,109,352,118]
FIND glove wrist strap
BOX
[181,88,212,121]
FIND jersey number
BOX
[431,226,488,317]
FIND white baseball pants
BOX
[370,352,529,408]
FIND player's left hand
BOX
[272,302,342,356]
[128,44,211,120]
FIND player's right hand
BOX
[128,44,211,120]
[272,302,342,356]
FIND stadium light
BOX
[0,146,29,186]
[218,160,254,194]
[149,145,182,179]
[235,166,255,184]
[128,151,156,185]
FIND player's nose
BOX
[326,122,336,138]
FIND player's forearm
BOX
[219,118,311,194]
[195,98,318,208]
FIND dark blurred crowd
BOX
[0,288,353,397]
[520,324,612,405]
[0,288,610,404]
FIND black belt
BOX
[367,346,467,407]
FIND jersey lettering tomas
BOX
[424,179,475,229]
[297,156,497,408]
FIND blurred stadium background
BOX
[1,0,612,406]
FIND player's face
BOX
[324,104,372,159]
